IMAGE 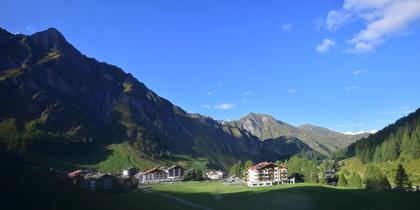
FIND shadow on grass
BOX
[151,185,420,210]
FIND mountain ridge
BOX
[229,112,368,155]
[0,27,323,170]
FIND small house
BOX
[206,169,226,180]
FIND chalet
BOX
[68,170,115,191]
[137,167,168,184]
[83,173,114,192]
[206,169,226,180]
[166,165,183,181]
[247,162,295,187]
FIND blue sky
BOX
[2,0,420,133]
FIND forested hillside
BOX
[339,108,420,163]
[336,108,420,186]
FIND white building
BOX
[136,166,184,184]
[206,169,226,180]
[247,162,295,187]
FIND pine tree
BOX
[373,146,382,162]
[243,160,253,177]
[401,128,412,156]
[229,163,238,177]
[338,173,347,187]
[412,132,420,159]
[236,160,243,178]
[349,172,362,188]
[394,164,409,189]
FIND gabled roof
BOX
[68,170,84,178]
[143,167,166,174]
[166,165,182,170]
[249,162,276,170]
[278,163,288,169]
[248,162,288,170]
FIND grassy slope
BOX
[340,156,420,185]
[33,143,157,172]
[32,143,211,172]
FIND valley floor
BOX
[22,182,417,210]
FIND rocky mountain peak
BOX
[29,27,81,58]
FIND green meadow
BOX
[15,181,420,210]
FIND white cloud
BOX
[281,23,293,31]
[345,86,358,90]
[213,103,234,110]
[353,70,364,75]
[326,0,420,53]
[288,88,297,94]
[242,91,252,96]
[344,129,378,135]
[327,10,353,31]
[316,39,337,53]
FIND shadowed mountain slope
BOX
[0,27,320,170]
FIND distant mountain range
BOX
[229,113,368,155]
[0,27,367,170]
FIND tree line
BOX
[228,155,413,191]
[335,108,420,163]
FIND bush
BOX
[364,164,391,190]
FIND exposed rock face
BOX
[230,113,368,155]
[0,27,320,169]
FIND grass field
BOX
[144,182,420,210]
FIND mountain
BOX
[0,27,320,170]
[229,113,368,155]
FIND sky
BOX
[1,0,420,133]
